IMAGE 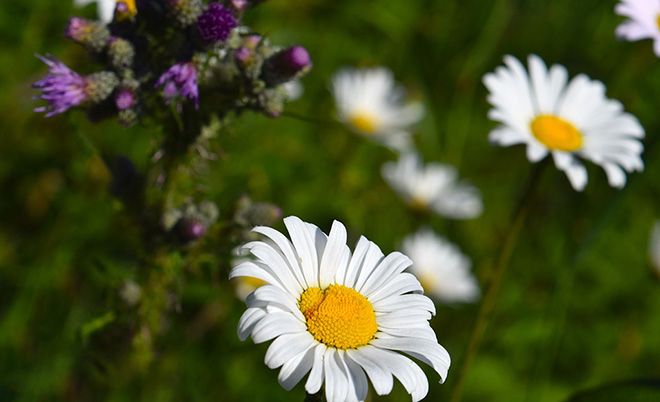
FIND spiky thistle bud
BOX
[107,37,135,68]
[85,71,120,103]
[260,45,312,87]
[196,3,238,44]
[169,0,204,27]
[66,17,110,52]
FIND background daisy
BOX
[332,67,424,152]
[615,0,660,56]
[484,54,645,191]
[382,153,483,219]
[231,216,450,402]
[74,0,116,23]
[402,229,479,304]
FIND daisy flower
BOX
[74,0,117,24]
[230,216,450,402]
[332,67,424,152]
[402,230,479,304]
[615,0,660,56]
[381,153,483,219]
[484,55,644,191]
[649,221,660,278]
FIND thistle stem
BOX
[448,161,546,402]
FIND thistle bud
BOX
[107,37,135,68]
[234,196,282,227]
[169,0,204,27]
[66,17,110,52]
[85,71,120,103]
[260,46,312,87]
[174,217,207,243]
[115,88,136,110]
[196,3,238,44]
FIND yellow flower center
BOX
[657,14,660,30]
[348,111,379,134]
[116,0,137,21]
[299,285,378,349]
[418,273,437,292]
[530,114,583,152]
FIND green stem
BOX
[448,161,546,402]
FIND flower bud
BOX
[174,218,207,243]
[196,3,238,43]
[66,17,110,52]
[85,71,120,103]
[260,46,312,86]
[230,0,267,12]
[107,37,135,68]
[169,0,204,27]
[115,88,136,110]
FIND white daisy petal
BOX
[324,349,349,402]
[284,216,320,288]
[382,153,483,219]
[305,344,328,394]
[265,331,316,369]
[485,54,644,190]
[243,241,303,296]
[253,225,308,288]
[332,67,423,151]
[346,347,394,396]
[237,307,266,341]
[615,0,660,56]
[343,351,369,402]
[319,220,350,288]
[370,337,451,382]
[251,285,305,322]
[359,251,412,296]
[251,312,306,344]
[278,345,316,391]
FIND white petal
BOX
[368,272,423,304]
[319,220,350,288]
[324,349,349,402]
[602,162,627,188]
[230,261,277,288]
[285,216,320,288]
[265,331,316,369]
[251,312,306,344]
[526,141,548,162]
[370,337,451,382]
[346,346,394,396]
[278,345,316,391]
[251,285,305,322]
[244,241,304,296]
[343,352,369,402]
[253,225,308,288]
[341,236,370,287]
[353,241,385,292]
[237,307,266,341]
[305,344,327,394]
[373,294,436,315]
[360,251,412,296]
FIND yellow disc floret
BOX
[348,111,379,134]
[299,285,378,349]
[530,114,583,152]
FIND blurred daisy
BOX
[615,0,660,56]
[74,0,116,24]
[332,67,424,152]
[382,153,482,219]
[484,54,644,191]
[402,230,479,303]
[650,221,660,277]
[231,216,450,402]
[231,249,267,301]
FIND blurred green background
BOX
[1,0,659,401]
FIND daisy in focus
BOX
[484,54,644,191]
[615,0,660,56]
[649,221,660,278]
[382,153,483,219]
[402,230,479,304]
[332,67,424,152]
[231,216,450,402]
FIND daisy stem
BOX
[448,161,546,402]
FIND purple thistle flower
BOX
[155,62,199,109]
[115,89,136,110]
[33,56,88,117]
[261,46,312,86]
[196,3,238,43]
